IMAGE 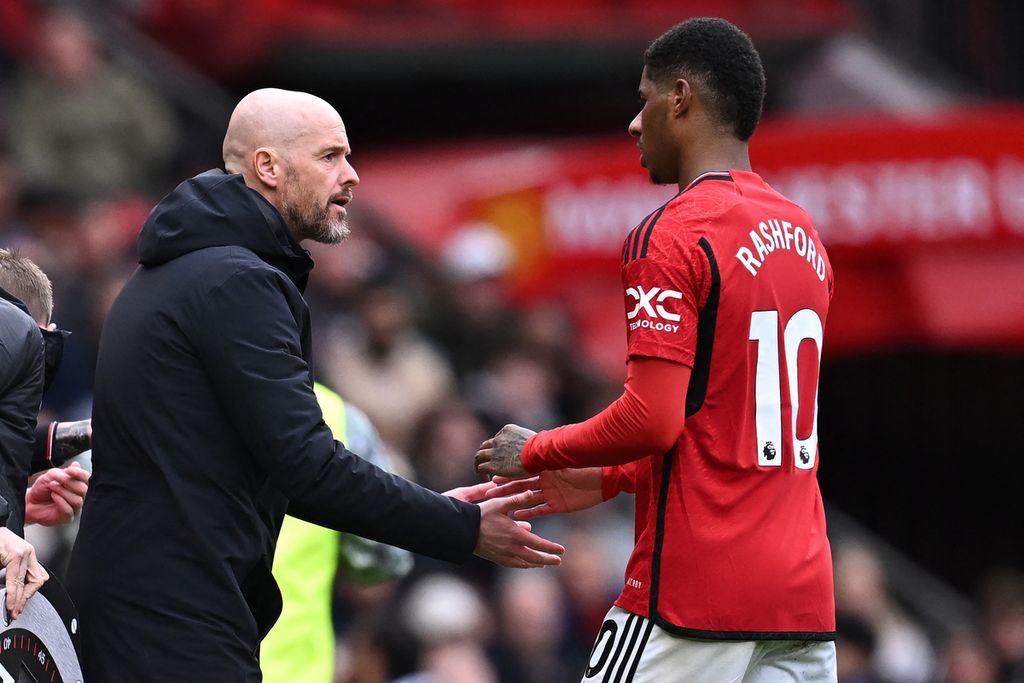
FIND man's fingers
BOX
[474,449,496,480]
[494,489,541,514]
[514,520,533,533]
[485,477,540,500]
[48,492,76,518]
[514,526,565,557]
[513,504,552,521]
[5,571,22,619]
[22,563,48,604]
[513,544,562,567]
[6,553,30,619]
[473,448,493,467]
[64,465,91,482]
[444,481,496,503]
[52,480,88,501]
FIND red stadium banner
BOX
[358,107,1024,369]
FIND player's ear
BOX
[672,79,693,118]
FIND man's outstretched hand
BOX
[473,490,564,569]
[484,468,604,519]
[475,424,535,480]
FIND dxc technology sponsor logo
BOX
[626,286,682,332]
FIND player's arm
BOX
[476,355,690,477]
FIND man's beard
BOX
[282,171,350,244]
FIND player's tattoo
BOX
[52,420,92,462]
[487,424,535,478]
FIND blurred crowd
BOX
[1,5,1022,683]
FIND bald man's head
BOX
[222,89,360,244]
[222,89,341,176]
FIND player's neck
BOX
[677,140,751,192]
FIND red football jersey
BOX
[610,170,835,639]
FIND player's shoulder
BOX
[623,173,737,264]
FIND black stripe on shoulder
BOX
[623,226,640,265]
[685,237,720,417]
[625,209,654,265]
[629,215,649,262]
[638,205,668,259]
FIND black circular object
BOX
[0,568,84,683]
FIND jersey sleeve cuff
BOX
[521,434,544,474]
[601,465,622,501]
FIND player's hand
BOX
[0,528,48,620]
[443,481,498,504]
[25,462,91,526]
[484,468,604,518]
[473,490,564,569]
[475,424,535,479]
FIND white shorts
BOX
[581,606,837,683]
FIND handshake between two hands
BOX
[446,424,604,571]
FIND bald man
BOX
[66,89,563,682]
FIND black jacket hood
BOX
[0,285,32,318]
[137,169,313,290]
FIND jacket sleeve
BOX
[192,262,479,563]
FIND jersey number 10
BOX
[749,309,823,470]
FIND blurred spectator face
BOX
[361,285,412,350]
[489,352,555,414]
[979,569,1024,666]
[420,641,498,683]
[834,543,887,617]
[498,570,565,653]
[441,222,513,322]
[522,302,575,356]
[307,231,386,301]
[560,529,613,605]
[37,10,99,85]
[986,603,1024,666]
[940,634,998,683]
[413,402,486,492]
[75,200,144,275]
[0,159,19,220]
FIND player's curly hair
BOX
[644,17,765,141]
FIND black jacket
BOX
[66,171,480,682]
[0,286,43,535]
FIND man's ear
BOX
[672,78,693,118]
[253,148,280,188]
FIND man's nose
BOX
[628,113,641,137]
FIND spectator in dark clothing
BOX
[0,250,52,619]
[0,249,92,530]
[65,89,563,682]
